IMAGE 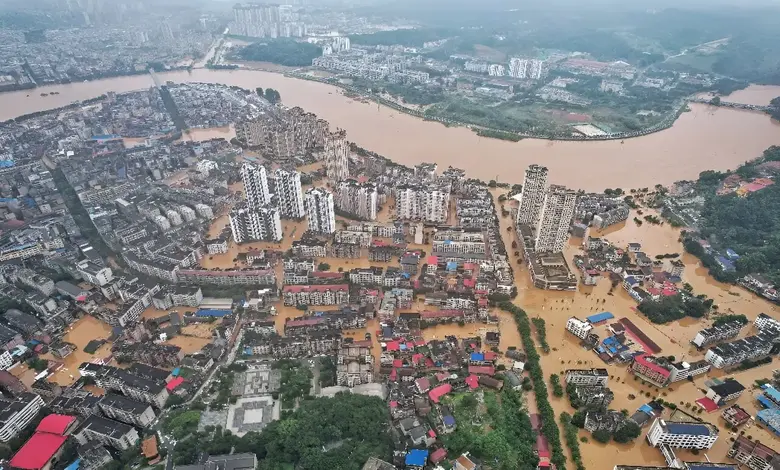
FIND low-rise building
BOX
[727,435,778,470]
[754,313,780,332]
[646,418,718,449]
[175,453,258,470]
[566,316,593,340]
[705,329,779,369]
[584,410,625,433]
[0,393,45,442]
[706,379,746,405]
[692,321,745,349]
[565,368,609,386]
[74,415,139,451]
[282,284,349,306]
[722,404,751,428]
[98,393,157,427]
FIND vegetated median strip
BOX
[498,301,567,470]
[560,412,586,470]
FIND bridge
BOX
[689,97,770,112]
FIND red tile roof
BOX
[429,383,452,403]
[36,414,75,435]
[536,435,550,458]
[468,365,495,376]
[430,448,447,464]
[465,375,479,390]
[10,433,68,470]
[283,284,349,293]
[633,354,670,378]
[166,376,185,391]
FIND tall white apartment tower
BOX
[517,164,549,227]
[241,162,271,209]
[229,205,283,243]
[305,187,336,234]
[324,130,349,182]
[534,185,576,253]
[275,168,305,219]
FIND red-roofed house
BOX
[468,365,495,376]
[629,354,671,387]
[9,414,77,470]
[429,383,452,403]
[415,377,432,393]
[430,448,447,464]
[465,375,479,390]
[393,359,403,368]
[386,341,400,352]
[166,376,185,391]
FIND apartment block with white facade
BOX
[275,168,305,219]
[704,329,779,369]
[534,185,576,253]
[755,313,780,332]
[324,130,349,182]
[229,205,283,243]
[78,261,113,286]
[691,321,745,348]
[516,164,548,227]
[241,162,271,209]
[564,369,609,386]
[566,317,594,340]
[396,183,450,223]
[646,419,718,449]
[335,180,378,221]
[0,393,45,442]
[306,187,336,234]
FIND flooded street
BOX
[44,315,114,386]
[2,72,780,190]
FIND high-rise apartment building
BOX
[305,188,336,234]
[534,185,576,253]
[396,184,450,223]
[229,205,283,243]
[516,164,548,227]
[241,162,271,209]
[324,130,349,182]
[275,168,305,219]
[335,180,378,221]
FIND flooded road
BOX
[2,71,780,190]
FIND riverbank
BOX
[284,69,694,142]
[2,69,779,191]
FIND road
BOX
[160,314,245,469]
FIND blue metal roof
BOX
[665,423,711,436]
[196,309,231,317]
[638,404,653,414]
[64,459,80,470]
[443,415,456,426]
[405,449,428,466]
[587,312,614,323]
[757,394,776,409]
[470,352,484,361]
[765,387,780,404]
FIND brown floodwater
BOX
[2,72,780,190]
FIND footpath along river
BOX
[2,69,780,191]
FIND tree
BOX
[710,96,721,106]
[318,262,331,271]
[256,87,263,97]
[613,421,641,443]
[593,429,612,443]
[264,88,281,104]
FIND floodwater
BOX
[490,191,780,468]
[2,71,780,190]
[43,315,114,386]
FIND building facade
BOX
[241,162,271,210]
[646,419,718,449]
[305,188,336,234]
[229,205,283,243]
[275,168,305,219]
[516,164,548,227]
[534,185,576,253]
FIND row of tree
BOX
[255,87,281,104]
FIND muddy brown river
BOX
[2,70,780,191]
